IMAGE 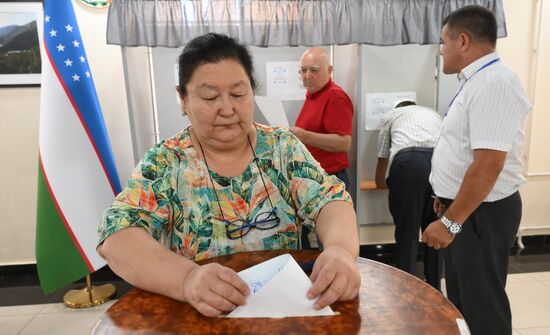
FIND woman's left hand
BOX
[307,246,361,309]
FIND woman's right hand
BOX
[181,263,250,317]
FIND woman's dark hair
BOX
[442,5,497,47]
[177,33,257,96]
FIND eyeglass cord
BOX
[196,130,275,224]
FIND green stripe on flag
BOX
[35,162,91,294]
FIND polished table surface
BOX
[92,250,464,334]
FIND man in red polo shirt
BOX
[291,48,354,189]
[291,48,354,249]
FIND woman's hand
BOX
[307,246,361,309]
[182,263,250,317]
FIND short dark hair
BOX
[177,33,257,96]
[442,5,497,46]
[395,101,416,109]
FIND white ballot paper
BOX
[254,95,290,128]
[227,254,334,318]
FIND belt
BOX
[397,147,434,155]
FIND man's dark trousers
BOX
[387,148,441,289]
[440,191,522,335]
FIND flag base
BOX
[63,283,116,308]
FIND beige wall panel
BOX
[0,88,40,264]
[527,0,550,173]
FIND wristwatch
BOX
[441,216,462,235]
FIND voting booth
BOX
[108,0,508,236]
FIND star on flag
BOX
[45,13,93,84]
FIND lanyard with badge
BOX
[447,58,500,111]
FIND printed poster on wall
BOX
[266,61,306,101]
[365,91,416,131]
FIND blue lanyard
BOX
[447,58,500,109]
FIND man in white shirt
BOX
[422,6,531,335]
[375,98,442,290]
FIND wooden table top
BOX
[92,250,463,334]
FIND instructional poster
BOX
[266,61,306,101]
[365,91,416,130]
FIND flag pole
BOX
[63,275,116,308]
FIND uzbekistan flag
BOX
[36,0,122,293]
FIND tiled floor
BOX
[0,300,116,335]
[508,271,550,333]
[1,239,549,334]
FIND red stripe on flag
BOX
[38,153,94,272]
[43,36,118,197]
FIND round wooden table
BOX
[92,250,464,334]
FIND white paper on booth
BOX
[265,61,306,101]
[227,254,334,318]
[254,95,290,128]
[365,91,416,130]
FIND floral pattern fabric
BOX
[99,123,351,261]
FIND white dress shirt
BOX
[378,105,442,165]
[430,52,531,201]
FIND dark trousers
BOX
[440,191,521,335]
[387,150,441,290]
[332,169,350,190]
[301,169,349,250]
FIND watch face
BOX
[450,224,461,234]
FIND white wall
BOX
[510,0,550,236]
[526,0,550,174]
[0,88,41,264]
[0,2,134,265]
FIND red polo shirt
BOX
[295,80,353,173]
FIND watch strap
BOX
[441,216,462,234]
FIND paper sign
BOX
[365,91,416,130]
[266,61,306,101]
[227,254,334,318]
[254,95,290,128]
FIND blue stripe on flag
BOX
[43,0,121,194]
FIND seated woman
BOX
[97,33,360,317]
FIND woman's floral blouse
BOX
[99,123,351,261]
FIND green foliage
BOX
[0,47,41,74]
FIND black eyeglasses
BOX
[198,134,281,240]
[225,207,280,240]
